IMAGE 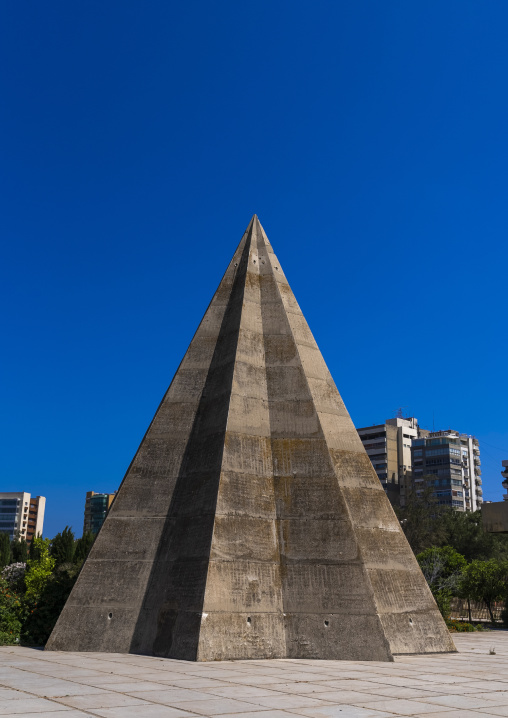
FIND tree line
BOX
[397,489,508,629]
[0,527,95,645]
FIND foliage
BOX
[397,494,508,562]
[0,529,91,647]
[25,537,55,601]
[1,563,26,593]
[460,559,508,623]
[417,546,467,618]
[0,533,11,569]
[441,510,508,563]
[0,578,23,644]
[22,564,79,646]
[396,488,448,555]
[446,619,483,632]
[501,605,508,629]
[11,538,28,563]
[50,526,75,566]
[74,531,95,564]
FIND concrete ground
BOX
[1,633,508,717]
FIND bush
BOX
[1,563,26,593]
[446,619,479,632]
[501,606,508,628]
[22,564,79,646]
[417,546,467,619]
[0,578,23,645]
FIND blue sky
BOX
[1,1,507,538]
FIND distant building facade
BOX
[356,417,428,504]
[411,430,482,512]
[83,491,116,534]
[0,492,46,543]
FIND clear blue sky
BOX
[1,1,507,538]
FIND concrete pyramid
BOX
[47,216,455,661]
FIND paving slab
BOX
[0,633,507,716]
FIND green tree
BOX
[50,527,75,566]
[74,531,95,564]
[0,578,23,645]
[441,510,508,562]
[417,546,467,618]
[0,533,11,569]
[396,487,448,555]
[11,537,28,563]
[25,537,55,601]
[460,559,508,623]
[22,564,79,646]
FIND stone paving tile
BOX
[0,697,70,714]
[347,699,456,715]
[0,688,33,700]
[153,677,235,689]
[311,680,393,692]
[240,693,335,709]
[220,673,296,685]
[259,682,341,695]
[32,683,110,698]
[128,687,229,702]
[325,689,431,704]
[460,681,508,691]
[0,712,91,718]
[90,680,183,693]
[290,706,398,717]
[355,687,447,700]
[412,713,504,718]
[421,695,508,709]
[200,685,286,698]
[91,706,200,717]
[53,691,152,709]
[169,697,292,715]
[1,633,508,716]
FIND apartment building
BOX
[83,491,116,534]
[411,430,482,511]
[357,417,428,504]
[0,492,46,543]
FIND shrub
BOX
[1,563,26,593]
[417,546,467,619]
[0,578,23,645]
[21,564,79,646]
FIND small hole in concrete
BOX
[247,616,251,624]
[409,617,413,625]
[324,620,329,627]
[108,613,113,620]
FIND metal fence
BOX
[449,598,505,622]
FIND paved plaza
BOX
[1,633,508,717]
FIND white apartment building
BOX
[0,492,46,543]
[357,416,427,504]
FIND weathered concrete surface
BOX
[47,215,455,661]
